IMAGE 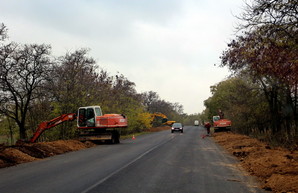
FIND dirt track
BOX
[0,127,297,193]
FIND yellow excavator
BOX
[150,112,175,126]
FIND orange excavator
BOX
[29,106,127,144]
[212,109,231,132]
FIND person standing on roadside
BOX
[204,122,211,135]
[218,109,224,119]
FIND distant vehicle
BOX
[194,120,199,126]
[171,123,183,133]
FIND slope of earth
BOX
[213,132,298,193]
[0,140,96,168]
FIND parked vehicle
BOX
[212,115,231,132]
[29,105,127,144]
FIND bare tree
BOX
[141,91,160,112]
[0,40,52,139]
[239,0,298,44]
[48,49,98,113]
[0,23,8,41]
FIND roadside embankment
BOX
[0,140,96,168]
[213,132,298,193]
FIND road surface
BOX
[0,126,265,193]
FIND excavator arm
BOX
[29,113,77,143]
[150,112,176,126]
[150,112,167,123]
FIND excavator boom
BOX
[150,112,175,126]
[29,113,76,143]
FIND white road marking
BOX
[81,135,176,193]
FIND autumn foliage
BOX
[204,0,298,148]
[0,24,184,144]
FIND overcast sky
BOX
[0,0,244,114]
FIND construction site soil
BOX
[213,132,298,193]
[0,127,297,193]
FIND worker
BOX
[218,109,224,119]
[204,122,211,135]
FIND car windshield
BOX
[172,123,182,127]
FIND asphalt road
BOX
[0,126,265,193]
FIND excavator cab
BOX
[78,106,103,127]
[162,118,168,123]
[213,116,220,122]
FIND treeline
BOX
[202,0,297,148]
[0,23,185,144]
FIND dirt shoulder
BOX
[213,132,298,193]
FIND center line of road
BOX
[81,135,176,193]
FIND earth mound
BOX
[0,140,96,168]
[213,132,298,193]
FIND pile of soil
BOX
[213,132,298,193]
[0,140,96,168]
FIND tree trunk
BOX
[18,122,27,140]
[7,118,14,145]
[294,84,298,138]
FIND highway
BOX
[0,126,265,193]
